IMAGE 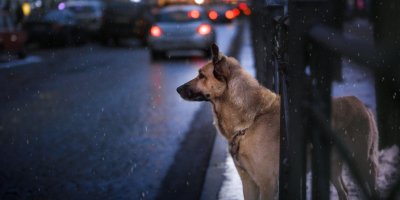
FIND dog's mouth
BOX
[176,85,208,101]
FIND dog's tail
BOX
[366,108,380,196]
[367,109,379,165]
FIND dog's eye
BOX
[199,73,205,79]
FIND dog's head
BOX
[176,44,239,101]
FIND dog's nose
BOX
[176,85,184,94]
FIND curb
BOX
[155,19,245,200]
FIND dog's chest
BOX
[211,107,249,170]
[229,130,247,169]
[212,110,228,138]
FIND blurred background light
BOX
[22,2,31,16]
[194,0,205,5]
[58,2,66,10]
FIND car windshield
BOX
[44,11,75,24]
[157,10,204,22]
[68,6,96,14]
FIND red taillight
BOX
[233,8,240,17]
[197,24,212,35]
[188,10,200,19]
[208,10,218,20]
[243,8,251,16]
[238,3,248,11]
[150,26,162,37]
[225,10,234,20]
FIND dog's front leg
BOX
[236,167,260,200]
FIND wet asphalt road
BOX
[0,23,237,200]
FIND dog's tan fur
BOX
[177,45,378,200]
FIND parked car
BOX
[23,9,86,46]
[148,5,216,59]
[65,0,103,34]
[207,4,236,23]
[100,0,153,45]
[0,11,27,58]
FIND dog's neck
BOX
[210,69,279,140]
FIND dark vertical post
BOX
[279,1,310,199]
[310,0,343,199]
[263,4,284,90]
[279,0,339,199]
[309,43,334,200]
[372,0,400,149]
[250,0,269,88]
[264,2,284,92]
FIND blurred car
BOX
[0,11,27,58]
[65,0,103,34]
[148,5,216,59]
[100,0,153,45]
[207,4,236,23]
[23,10,86,46]
[237,2,252,16]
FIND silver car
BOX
[148,5,216,59]
[65,0,103,33]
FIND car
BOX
[207,4,236,23]
[148,5,216,59]
[100,0,153,45]
[23,9,86,46]
[65,0,103,34]
[0,11,27,58]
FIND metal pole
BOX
[372,0,400,149]
[309,43,333,200]
[279,0,339,199]
[279,1,311,199]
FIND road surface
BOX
[0,23,238,200]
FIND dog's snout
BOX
[177,83,207,101]
[177,84,191,98]
[176,84,186,95]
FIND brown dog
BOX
[177,44,379,200]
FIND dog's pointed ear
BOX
[210,44,227,81]
[211,43,220,65]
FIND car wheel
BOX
[65,34,74,46]
[74,31,87,46]
[151,50,164,60]
[17,50,27,59]
[113,37,121,46]
[100,36,110,46]
[140,37,148,47]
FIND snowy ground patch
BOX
[0,56,42,69]
[218,156,244,200]
[218,146,400,200]
[377,145,400,198]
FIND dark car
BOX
[23,9,86,46]
[0,11,27,58]
[100,0,153,45]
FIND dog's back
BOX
[331,96,379,198]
